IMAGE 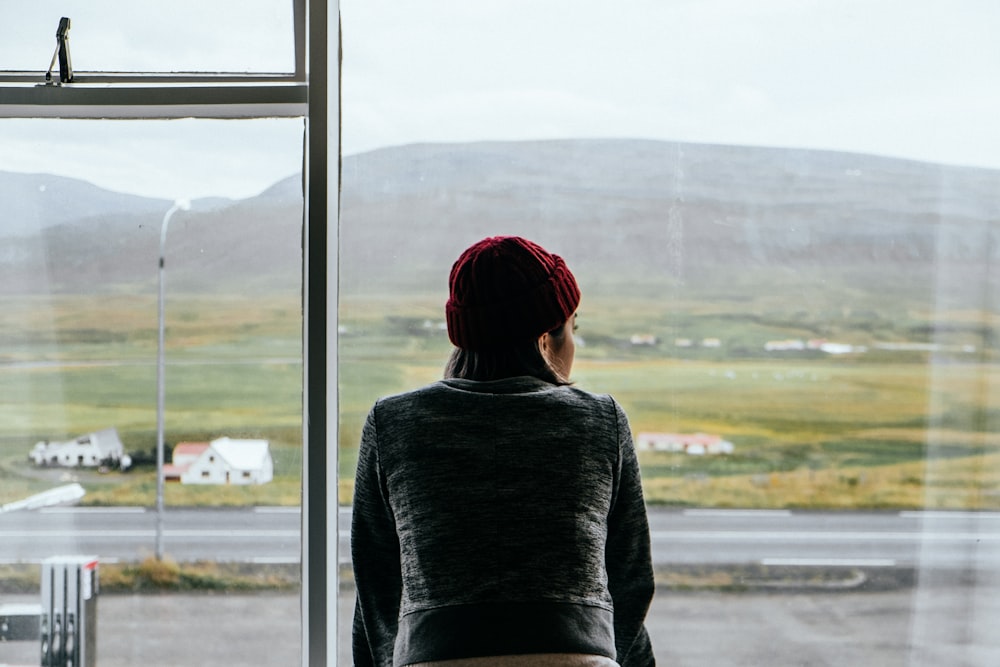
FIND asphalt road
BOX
[3,506,1000,665]
[3,506,1000,572]
[3,579,1000,666]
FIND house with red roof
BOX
[635,432,734,455]
[164,437,273,485]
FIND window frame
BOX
[0,1,338,665]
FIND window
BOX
[0,2,298,74]
[0,2,337,666]
[338,1,1000,663]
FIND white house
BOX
[165,437,273,485]
[635,432,735,455]
[29,427,128,468]
[163,442,211,482]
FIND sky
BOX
[1,0,999,199]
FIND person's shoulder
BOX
[555,384,621,411]
[373,381,451,410]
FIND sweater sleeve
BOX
[606,398,656,667]
[352,403,402,667]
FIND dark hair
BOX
[445,321,571,385]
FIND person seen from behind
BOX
[352,236,655,666]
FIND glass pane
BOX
[0,118,304,666]
[340,1,1000,664]
[0,1,295,73]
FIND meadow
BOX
[2,293,999,510]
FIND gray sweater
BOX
[352,376,655,667]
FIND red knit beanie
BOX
[446,236,581,350]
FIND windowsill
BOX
[0,79,307,118]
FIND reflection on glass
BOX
[0,1,295,73]
[0,118,304,666]
[339,1,1000,663]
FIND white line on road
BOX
[899,511,1000,520]
[761,558,897,567]
[650,530,1000,542]
[0,530,299,538]
[250,556,300,564]
[39,507,147,514]
[0,557,121,564]
[683,509,792,518]
[254,507,301,514]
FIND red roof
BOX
[173,442,210,457]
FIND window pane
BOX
[340,1,1000,664]
[0,1,295,73]
[0,118,304,666]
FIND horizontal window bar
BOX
[0,82,307,118]
[0,72,303,84]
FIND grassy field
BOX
[2,292,999,510]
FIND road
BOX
[3,507,1000,665]
[3,506,1000,572]
[3,580,1000,666]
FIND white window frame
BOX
[0,2,339,665]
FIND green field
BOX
[2,293,999,510]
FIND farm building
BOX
[29,427,129,468]
[164,437,273,485]
[635,432,734,455]
[163,442,210,481]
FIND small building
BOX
[163,442,211,482]
[635,432,735,455]
[630,334,658,346]
[765,339,806,352]
[29,427,128,468]
[164,437,273,485]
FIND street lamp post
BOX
[156,199,190,560]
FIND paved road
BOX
[3,506,1000,572]
[3,579,1000,666]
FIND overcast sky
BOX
[1,0,998,199]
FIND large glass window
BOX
[0,1,336,665]
[0,2,296,74]
[339,1,1000,663]
[0,117,306,665]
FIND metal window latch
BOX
[45,17,73,84]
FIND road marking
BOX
[899,511,1000,520]
[249,556,300,564]
[254,507,301,514]
[761,558,897,567]
[39,507,146,514]
[683,509,792,518]
[0,529,300,539]
[167,530,300,538]
[253,507,351,514]
[650,530,1000,541]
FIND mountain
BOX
[0,171,172,237]
[339,140,1000,310]
[2,139,999,315]
[0,173,301,296]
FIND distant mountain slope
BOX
[340,139,1000,308]
[2,139,998,314]
[0,171,172,237]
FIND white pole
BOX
[156,200,189,560]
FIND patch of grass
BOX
[0,559,300,595]
[4,292,1000,511]
[641,452,1000,510]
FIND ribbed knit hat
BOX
[446,236,581,350]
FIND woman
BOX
[352,236,655,667]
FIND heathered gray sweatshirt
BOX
[352,376,655,667]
